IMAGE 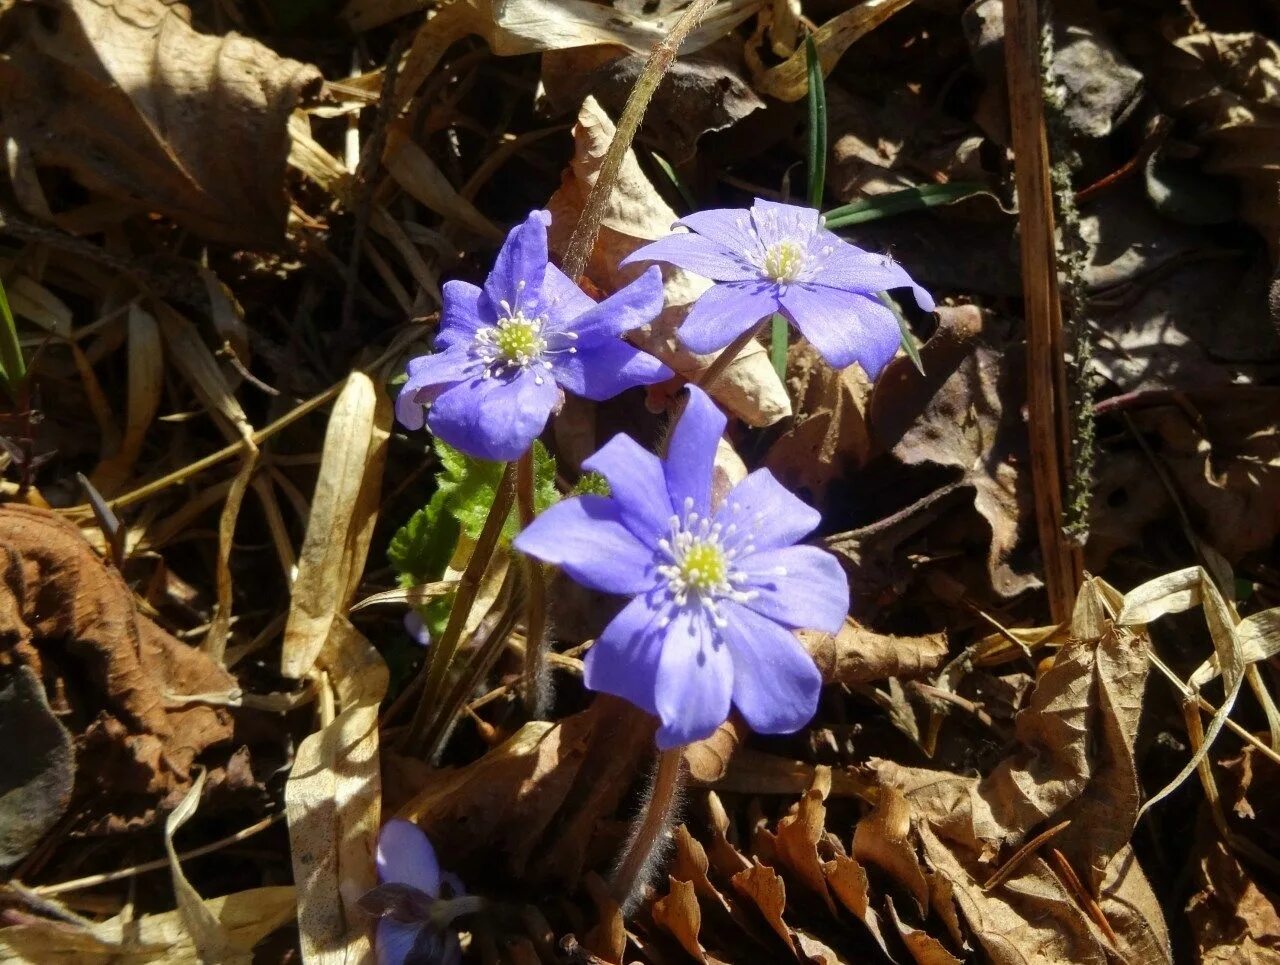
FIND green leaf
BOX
[388,439,560,587]
[387,496,459,590]
[650,151,697,213]
[571,471,611,497]
[822,182,990,229]
[805,34,827,210]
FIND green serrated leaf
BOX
[571,471,611,497]
[388,439,560,592]
[822,182,991,229]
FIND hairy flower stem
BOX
[560,0,718,281]
[516,450,550,718]
[403,460,518,756]
[611,746,686,913]
[697,319,766,390]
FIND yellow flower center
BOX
[677,541,729,593]
[491,314,546,363]
[762,241,806,283]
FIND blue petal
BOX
[582,434,673,547]
[540,264,597,330]
[583,593,666,716]
[396,348,480,431]
[676,281,779,356]
[664,386,726,518]
[427,371,558,462]
[435,280,488,350]
[674,207,758,249]
[404,611,432,647]
[735,545,849,632]
[376,920,423,965]
[778,284,902,377]
[513,495,656,594]
[568,266,666,343]
[654,605,734,748]
[551,339,671,402]
[720,600,822,735]
[750,198,822,249]
[482,210,551,317]
[621,231,758,282]
[814,234,935,311]
[377,819,442,894]
[715,469,820,552]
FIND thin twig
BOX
[32,812,285,896]
[1001,0,1081,621]
[983,819,1071,891]
[560,0,720,281]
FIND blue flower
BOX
[396,211,672,462]
[621,198,934,378]
[514,387,848,748]
[362,819,467,965]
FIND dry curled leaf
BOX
[546,96,791,427]
[0,504,234,830]
[652,877,706,962]
[0,0,322,247]
[870,577,1171,963]
[803,619,949,686]
[1187,835,1280,964]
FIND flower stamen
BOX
[761,240,806,283]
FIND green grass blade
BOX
[0,275,25,390]
[805,34,827,210]
[650,151,697,213]
[878,292,924,376]
[823,182,989,228]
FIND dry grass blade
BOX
[89,302,163,494]
[164,770,246,962]
[285,619,388,964]
[1118,567,1247,815]
[350,580,459,612]
[282,371,391,679]
[750,0,918,100]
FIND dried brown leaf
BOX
[867,306,1038,599]
[729,862,793,954]
[1187,835,1280,964]
[0,0,321,246]
[885,895,961,965]
[763,342,872,511]
[803,620,948,686]
[0,504,234,827]
[852,786,929,914]
[541,39,763,163]
[0,886,296,963]
[652,877,706,963]
[761,768,835,912]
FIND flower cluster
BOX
[390,199,928,744]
